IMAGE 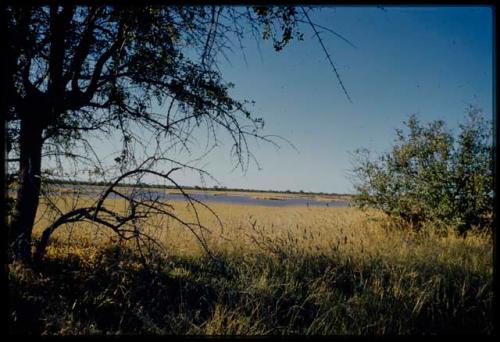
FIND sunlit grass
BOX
[9,194,494,335]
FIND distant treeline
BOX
[44,178,351,197]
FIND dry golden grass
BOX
[34,195,491,275]
[9,193,493,335]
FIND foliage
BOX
[5,6,307,176]
[4,5,352,262]
[351,106,493,233]
[452,107,494,234]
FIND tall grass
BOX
[8,197,493,334]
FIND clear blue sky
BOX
[171,6,493,194]
[66,6,494,194]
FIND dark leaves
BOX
[351,108,493,234]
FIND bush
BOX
[351,106,493,234]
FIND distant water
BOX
[153,192,349,207]
[9,186,350,208]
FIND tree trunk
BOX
[9,116,43,263]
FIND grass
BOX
[8,195,494,335]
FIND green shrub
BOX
[351,106,493,234]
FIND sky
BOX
[47,6,494,195]
[167,6,493,194]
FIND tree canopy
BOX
[351,106,493,234]
[4,5,352,263]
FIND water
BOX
[154,192,350,207]
[9,186,351,208]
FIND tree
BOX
[4,5,352,263]
[351,107,493,234]
[452,106,494,234]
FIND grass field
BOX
[8,194,494,335]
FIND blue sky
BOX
[168,6,492,194]
[54,6,493,194]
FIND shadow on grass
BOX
[8,245,493,335]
